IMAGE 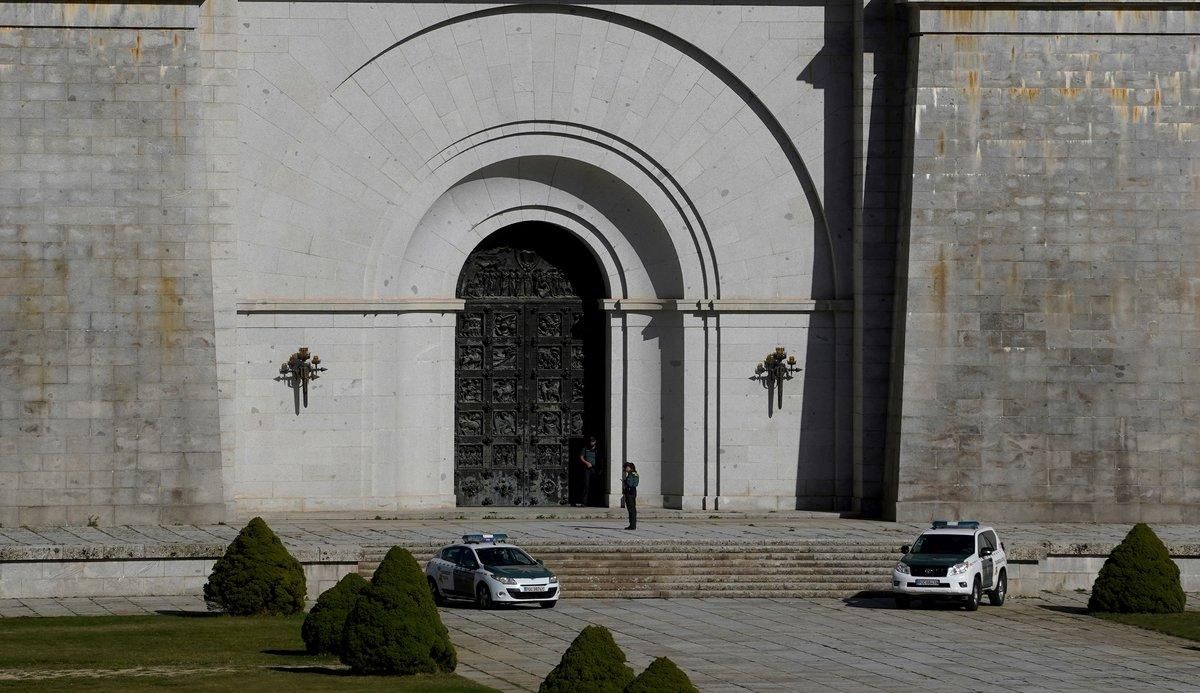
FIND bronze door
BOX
[455,303,587,506]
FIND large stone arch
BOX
[381,144,691,302]
[336,3,836,300]
[237,4,834,301]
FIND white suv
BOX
[892,521,1007,610]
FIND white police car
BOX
[892,521,1007,610]
[425,533,559,609]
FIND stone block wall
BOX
[893,3,1200,522]
[0,4,225,525]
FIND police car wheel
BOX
[988,571,1007,606]
[428,578,446,606]
[894,595,910,609]
[964,578,981,611]
[539,600,557,609]
[476,584,494,610]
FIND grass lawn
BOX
[0,612,497,692]
[1095,611,1200,643]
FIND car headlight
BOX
[948,562,969,576]
[548,576,558,583]
[894,562,910,575]
[490,574,517,585]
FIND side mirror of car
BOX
[979,547,994,558]
[536,559,544,565]
[900,545,910,555]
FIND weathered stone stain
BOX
[1008,87,1040,103]
[158,276,184,349]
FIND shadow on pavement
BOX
[269,666,354,676]
[1036,604,1089,616]
[154,609,221,618]
[843,595,988,611]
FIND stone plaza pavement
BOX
[3,513,1200,558]
[1,593,1197,691]
[446,595,1200,692]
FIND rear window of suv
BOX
[911,534,974,555]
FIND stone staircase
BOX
[358,541,899,598]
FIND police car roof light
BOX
[931,520,980,529]
[462,533,509,544]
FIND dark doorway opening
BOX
[454,223,606,507]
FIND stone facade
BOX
[891,2,1200,522]
[2,0,1198,524]
[0,4,228,526]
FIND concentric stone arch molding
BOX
[342,3,841,299]
[469,205,632,299]
[381,136,697,301]
[433,122,711,296]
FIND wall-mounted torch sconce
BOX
[279,347,326,414]
[751,346,802,416]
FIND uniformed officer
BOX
[622,462,639,530]
[574,435,598,506]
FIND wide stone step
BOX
[561,582,892,595]
[541,562,895,572]
[556,570,888,582]
[559,589,887,599]
[548,563,891,573]
[540,557,898,566]
[357,544,902,597]
[360,544,902,557]
[362,550,900,562]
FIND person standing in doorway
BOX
[622,462,639,530]
[575,436,598,506]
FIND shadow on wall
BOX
[791,0,908,516]
[460,158,685,298]
[640,314,685,505]
[788,0,855,514]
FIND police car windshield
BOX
[476,547,536,567]
[911,534,973,555]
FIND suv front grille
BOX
[910,565,948,577]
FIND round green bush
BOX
[339,547,457,675]
[203,517,306,615]
[624,657,698,693]
[1088,523,1185,614]
[539,625,634,693]
[301,572,369,654]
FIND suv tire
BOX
[539,600,557,609]
[988,570,1007,606]
[964,577,981,611]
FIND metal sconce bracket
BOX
[278,347,326,414]
[750,346,802,416]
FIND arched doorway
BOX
[454,223,606,506]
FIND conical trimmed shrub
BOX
[339,547,457,675]
[1088,523,1185,614]
[540,625,634,693]
[302,572,369,654]
[203,517,306,615]
[625,657,698,693]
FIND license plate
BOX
[916,579,939,587]
[523,585,547,593]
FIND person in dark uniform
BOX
[575,436,598,506]
[622,462,639,530]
